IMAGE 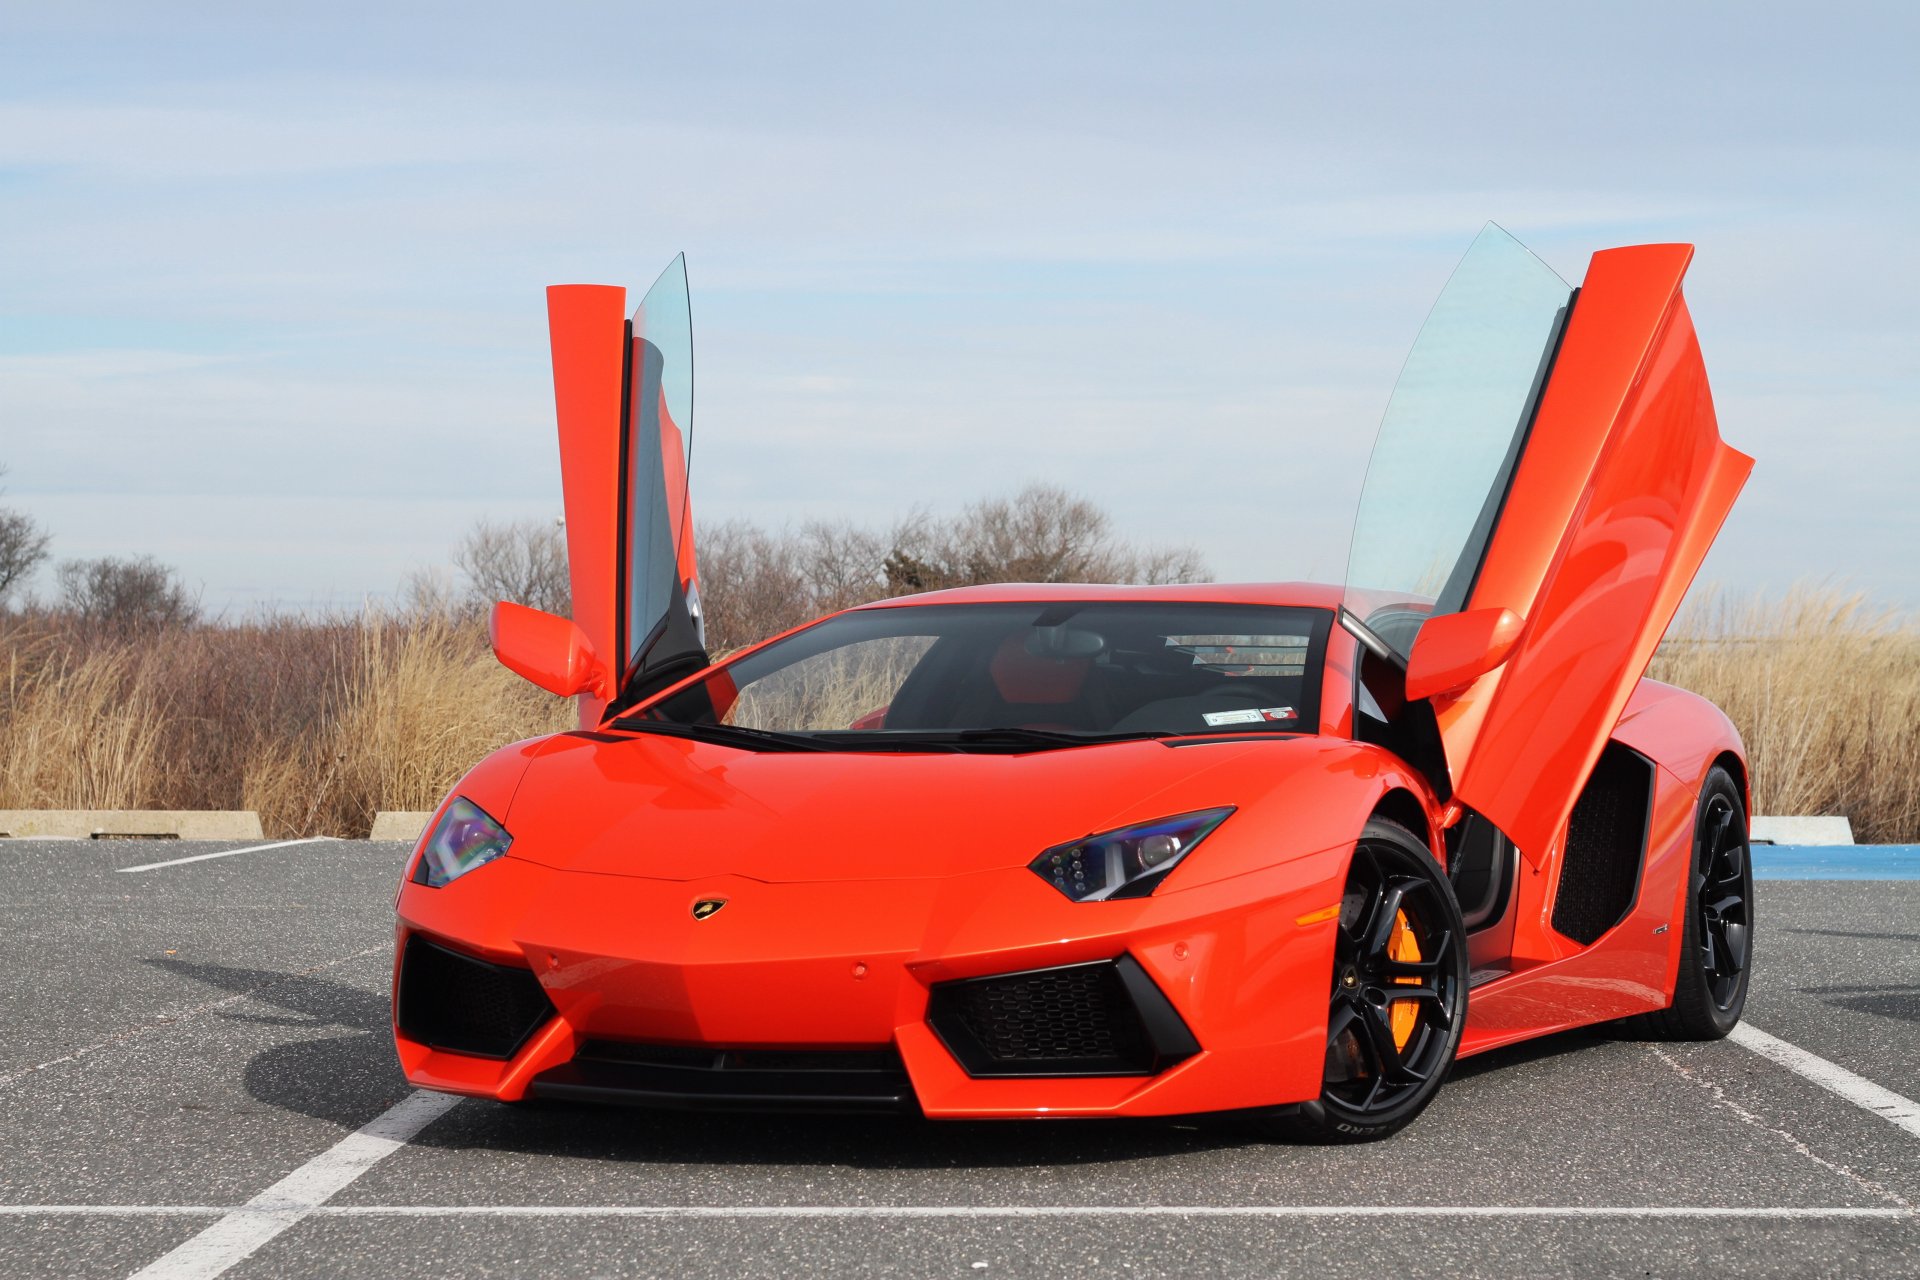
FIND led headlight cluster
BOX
[1029,808,1233,902]
[412,796,513,888]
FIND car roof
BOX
[850,581,1346,611]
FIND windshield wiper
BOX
[952,727,1171,746]
[609,718,834,753]
[820,726,1172,750]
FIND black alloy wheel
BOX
[1697,790,1752,1011]
[1613,764,1753,1040]
[1257,817,1468,1143]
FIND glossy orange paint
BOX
[396,240,1752,1125]
[547,284,628,728]
[488,601,609,700]
[1428,245,1752,871]
[1403,606,1524,702]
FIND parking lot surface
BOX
[1,838,1915,1278]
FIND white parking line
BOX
[0,1204,1906,1220]
[1733,1023,1920,1140]
[126,1090,461,1280]
[115,837,331,874]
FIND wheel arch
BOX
[1370,787,1444,864]
[1712,750,1749,817]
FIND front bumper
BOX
[392,848,1348,1119]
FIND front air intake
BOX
[926,956,1199,1078]
[395,934,556,1059]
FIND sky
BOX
[2,2,1916,615]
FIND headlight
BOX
[1029,808,1234,902]
[412,796,513,888]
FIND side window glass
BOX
[1343,224,1572,661]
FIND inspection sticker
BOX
[1202,706,1297,727]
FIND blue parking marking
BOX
[1753,844,1920,880]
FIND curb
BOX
[370,811,433,843]
[0,810,265,840]
[1749,815,1854,847]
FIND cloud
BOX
[1,4,1915,611]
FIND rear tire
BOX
[1613,766,1752,1040]
[1253,818,1469,1143]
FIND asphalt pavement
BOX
[1,837,1915,1278]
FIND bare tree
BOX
[884,484,1210,591]
[0,466,52,607]
[454,518,570,616]
[55,555,200,631]
[688,486,1210,651]
[698,519,813,654]
[800,518,893,612]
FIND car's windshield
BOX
[637,602,1330,748]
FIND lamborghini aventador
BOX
[391,226,1754,1141]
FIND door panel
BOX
[1432,245,1752,869]
[544,256,708,727]
[546,283,628,728]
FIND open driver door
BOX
[526,256,706,728]
[1343,225,1752,874]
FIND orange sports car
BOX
[392,226,1753,1141]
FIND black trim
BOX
[926,955,1198,1079]
[394,935,556,1060]
[613,317,634,685]
[1445,807,1517,933]
[529,1042,916,1115]
[1551,740,1656,946]
[1352,643,1453,803]
[1339,606,1403,670]
[610,322,711,714]
[1444,287,1579,617]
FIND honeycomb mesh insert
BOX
[1552,743,1654,945]
[396,935,555,1059]
[931,962,1151,1068]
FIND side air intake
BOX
[926,956,1199,1078]
[1552,741,1656,945]
[395,934,556,1059]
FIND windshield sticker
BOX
[1202,707,1297,727]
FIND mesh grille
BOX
[396,935,555,1059]
[927,960,1165,1075]
[1552,742,1654,945]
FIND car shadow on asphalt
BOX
[153,955,1635,1170]
[149,956,1256,1167]
[1792,983,1920,1024]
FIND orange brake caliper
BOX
[1387,910,1422,1050]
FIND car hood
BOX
[499,731,1293,883]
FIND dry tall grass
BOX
[0,610,568,838]
[0,645,165,810]
[1651,587,1920,843]
[0,584,1914,841]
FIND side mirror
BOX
[489,601,611,700]
[1404,606,1525,703]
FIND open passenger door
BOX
[1344,226,1751,869]
[544,256,706,727]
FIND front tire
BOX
[1614,766,1752,1040]
[1254,818,1469,1143]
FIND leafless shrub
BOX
[455,517,569,616]
[697,486,1210,651]
[0,466,52,607]
[698,519,814,655]
[54,555,199,632]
